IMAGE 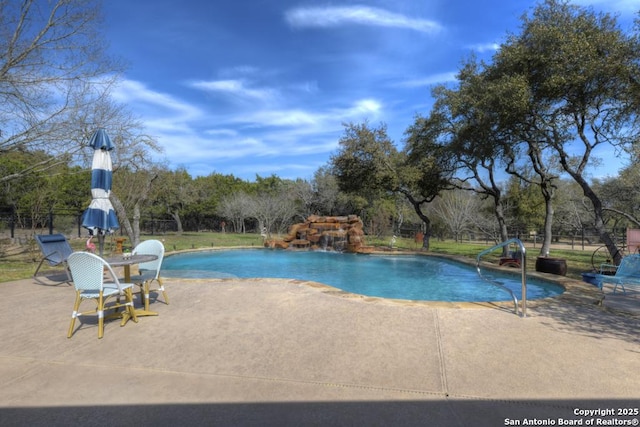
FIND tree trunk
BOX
[536,177,555,256]
[540,199,554,256]
[397,189,432,251]
[422,222,431,250]
[493,199,510,256]
[131,202,141,248]
[110,194,134,243]
[565,168,620,264]
[170,211,183,235]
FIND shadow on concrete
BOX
[532,296,640,345]
[2,399,639,427]
[31,272,72,287]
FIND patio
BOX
[0,274,638,426]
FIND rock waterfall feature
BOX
[264,215,372,253]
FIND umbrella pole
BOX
[98,234,105,257]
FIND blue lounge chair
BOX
[595,254,640,294]
[33,234,74,283]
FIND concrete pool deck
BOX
[0,272,638,426]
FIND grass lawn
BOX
[1,231,599,283]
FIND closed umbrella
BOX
[81,128,119,256]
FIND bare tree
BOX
[249,191,297,238]
[289,179,315,221]
[218,192,254,233]
[0,0,124,182]
[432,189,479,242]
[111,167,159,248]
[553,180,595,248]
[468,196,515,244]
[312,166,340,215]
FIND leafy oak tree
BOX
[149,167,196,235]
[331,121,454,249]
[489,0,640,263]
[423,0,639,260]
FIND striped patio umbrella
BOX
[81,128,119,256]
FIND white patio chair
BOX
[67,252,138,339]
[130,239,168,311]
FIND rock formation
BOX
[264,215,372,253]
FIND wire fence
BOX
[0,210,177,243]
[0,209,632,252]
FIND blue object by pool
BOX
[162,249,564,302]
[581,272,600,287]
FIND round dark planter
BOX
[535,257,567,276]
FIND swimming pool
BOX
[161,249,564,302]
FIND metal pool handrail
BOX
[476,238,527,318]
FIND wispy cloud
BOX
[242,109,321,128]
[204,128,238,137]
[394,72,458,88]
[219,65,260,77]
[235,98,382,130]
[112,79,203,120]
[285,6,442,34]
[571,0,639,13]
[342,99,382,116]
[101,1,633,181]
[109,77,385,178]
[467,42,499,53]
[189,79,279,103]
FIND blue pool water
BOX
[162,249,564,302]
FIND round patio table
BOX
[105,254,159,323]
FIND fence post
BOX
[48,209,54,234]
[10,207,15,239]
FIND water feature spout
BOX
[319,234,329,251]
[334,229,346,252]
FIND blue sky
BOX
[103,0,638,181]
